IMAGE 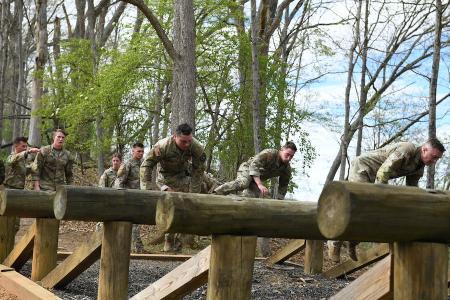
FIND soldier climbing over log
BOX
[328,138,446,263]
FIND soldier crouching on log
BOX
[328,138,446,263]
[213,141,297,199]
[140,123,208,252]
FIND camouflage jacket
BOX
[4,150,34,189]
[98,167,117,188]
[140,136,206,193]
[31,145,74,191]
[0,159,4,185]
[246,149,292,199]
[114,158,141,189]
[353,142,424,186]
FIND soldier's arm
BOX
[405,172,423,187]
[375,151,407,184]
[98,171,107,187]
[7,151,27,166]
[278,167,292,200]
[65,154,74,185]
[114,163,128,188]
[189,144,207,193]
[248,150,272,177]
[31,150,44,191]
[140,146,161,190]
[0,160,4,185]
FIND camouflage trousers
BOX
[132,224,144,252]
[213,162,261,198]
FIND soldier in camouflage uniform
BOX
[213,141,297,199]
[98,153,122,188]
[140,123,207,252]
[4,136,40,235]
[4,137,40,189]
[328,138,446,263]
[32,129,74,192]
[114,143,145,252]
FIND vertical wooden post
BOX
[393,242,448,300]
[304,240,323,274]
[98,221,132,300]
[31,218,60,281]
[0,216,17,261]
[207,235,257,300]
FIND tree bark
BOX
[426,0,442,189]
[29,0,47,147]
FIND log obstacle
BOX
[317,181,450,243]
[0,189,55,218]
[156,192,324,239]
[319,181,450,299]
[54,185,161,224]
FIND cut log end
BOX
[54,186,67,220]
[317,181,351,239]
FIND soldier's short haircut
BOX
[53,129,67,137]
[282,141,297,152]
[133,142,144,149]
[13,136,28,145]
[112,153,122,161]
[176,123,193,136]
[426,138,446,153]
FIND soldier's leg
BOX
[214,163,252,195]
[131,224,144,252]
[328,240,343,263]
[164,233,176,252]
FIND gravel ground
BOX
[18,260,349,300]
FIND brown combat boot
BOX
[348,244,358,261]
[327,241,341,263]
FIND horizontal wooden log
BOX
[156,193,324,239]
[0,264,62,300]
[317,181,450,243]
[54,185,162,224]
[0,189,55,218]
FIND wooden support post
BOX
[207,235,257,300]
[31,219,60,281]
[3,221,35,269]
[42,230,102,288]
[0,216,17,261]
[266,239,305,266]
[324,243,389,279]
[130,246,210,299]
[331,255,391,300]
[0,264,62,300]
[393,242,448,300]
[304,240,323,275]
[98,221,132,300]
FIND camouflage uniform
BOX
[330,142,424,262]
[214,149,292,199]
[0,160,4,185]
[31,145,74,191]
[4,150,34,189]
[98,167,118,188]
[140,136,206,192]
[140,136,206,251]
[113,158,144,252]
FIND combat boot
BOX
[327,241,341,263]
[348,244,358,261]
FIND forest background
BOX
[0,0,449,200]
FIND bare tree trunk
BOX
[427,0,442,189]
[171,0,196,132]
[74,0,86,38]
[250,0,262,154]
[0,0,10,145]
[339,0,362,180]
[29,0,47,147]
[355,0,369,157]
[12,0,24,139]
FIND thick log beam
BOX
[0,189,55,218]
[317,181,450,243]
[156,193,323,239]
[54,186,161,224]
